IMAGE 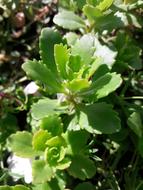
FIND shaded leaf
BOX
[127,112,142,137]
[39,28,62,73]
[74,182,94,190]
[79,103,121,134]
[95,13,124,32]
[68,155,96,180]
[22,60,63,93]
[65,130,89,154]
[40,115,63,136]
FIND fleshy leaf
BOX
[22,60,63,93]
[115,32,142,70]
[67,79,91,92]
[56,158,71,170]
[83,5,103,22]
[95,13,124,32]
[32,130,51,151]
[138,137,143,158]
[0,187,11,190]
[46,136,66,147]
[13,185,30,190]
[79,72,122,101]
[71,34,95,65]
[65,130,89,154]
[53,10,85,30]
[79,103,121,134]
[127,112,142,137]
[68,155,96,180]
[96,0,114,11]
[8,131,36,158]
[31,98,67,120]
[32,160,53,184]
[40,115,63,136]
[0,186,30,190]
[74,182,94,190]
[64,32,78,46]
[39,28,62,73]
[54,44,70,79]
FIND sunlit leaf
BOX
[31,98,67,120]
[32,160,53,184]
[53,10,85,30]
[54,44,70,79]
[22,60,63,93]
[8,131,36,158]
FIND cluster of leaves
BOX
[0,0,143,189]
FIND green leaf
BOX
[93,40,117,67]
[32,183,51,190]
[96,0,114,11]
[95,13,124,32]
[74,182,94,190]
[71,34,95,65]
[127,112,142,137]
[138,137,143,158]
[22,60,63,93]
[32,160,53,184]
[31,98,67,120]
[0,186,11,190]
[64,32,78,46]
[71,34,116,67]
[79,72,122,101]
[83,5,103,22]
[75,0,86,9]
[65,130,89,154]
[39,28,62,73]
[115,32,142,70]
[46,172,66,190]
[13,185,30,190]
[56,158,71,170]
[8,131,36,158]
[32,130,51,151]
[0,186,30,190]
[46,136,66,147]
[87,0,98,6]
[67,79,91,92]
[68,155,96,180]
[54,44,70,79]
[79,103,121,134]
[53,10,85,30]
[40,115,63,136]
[0,113,17,143]
[68,55,82,73]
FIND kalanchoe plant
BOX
[1,0,142,189]
[5,26,122,189]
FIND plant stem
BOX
[124,96,143,100]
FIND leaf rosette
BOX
[45,136,71,170]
